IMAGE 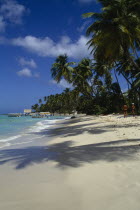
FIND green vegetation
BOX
[32,0,140,115]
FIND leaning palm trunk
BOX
[114,68,125,102]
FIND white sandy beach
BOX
[0,115,140,210]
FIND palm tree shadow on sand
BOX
[0,139,140,170]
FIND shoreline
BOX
[0,115,140,210]
[0,116,70,149]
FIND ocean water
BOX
[0,115,66,148]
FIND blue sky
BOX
[0,0,126,114]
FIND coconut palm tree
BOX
[44,96,47,102]
[72,58,93,96]
[83,0,140,111]
[31,104,39,112]
[51,54,75,83]
[38,99,42,104]
[83,0,140,69]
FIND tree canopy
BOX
[32,0,140,115]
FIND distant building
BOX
[24,109,32,114]
[40,112,51,115]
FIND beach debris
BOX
[71,116,76,119]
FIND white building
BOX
[24,109,32,114]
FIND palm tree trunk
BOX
[114,69,125,102]
[130,56,139,71]
[121,71,132,87]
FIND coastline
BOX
[0,115,69,149]
[0,115,140,210]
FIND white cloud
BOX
[18,57,37,68]
[51,79,73,89]
[0,16,6,31]
[17,68,32,77]
[0,0,26,24]
[17,68,40,78]
[12,35,90,59]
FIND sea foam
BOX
[0,116,66,149]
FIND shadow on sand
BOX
[31,122,111,138]
[30,116,140,139]
[0,139,140,170]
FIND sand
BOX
[0,115,140,210]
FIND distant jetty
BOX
[8,113,21,117]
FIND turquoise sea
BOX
[0,115,66,148]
